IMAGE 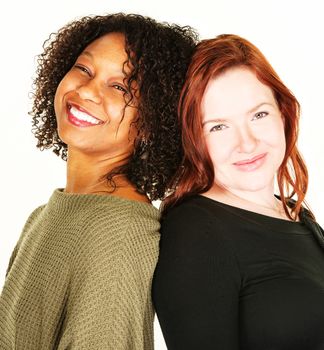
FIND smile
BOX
[67,104,104,127]
[233,153,267,172]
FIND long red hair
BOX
[165,34,311,220]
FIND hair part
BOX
[165,34,313,220]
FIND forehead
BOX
[80,32,128,65]
[201,66,276,118]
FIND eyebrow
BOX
[202,102,275,126]
[202,118,227,126]
[248,102,274,114]
[79,50,93,58]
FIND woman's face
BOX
[201,66,286,194]
[54,32,138,159]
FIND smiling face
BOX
[54,32,138,159]
[201,66,286,194]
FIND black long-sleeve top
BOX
[152,195,324,349]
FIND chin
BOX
[220,177,272,193]
[233,178,273,193]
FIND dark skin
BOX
[54,32,149,203]
[65,150,149,202]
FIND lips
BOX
[233,153,267,172]
[67,103,104,127]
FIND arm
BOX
[152,201,241,349]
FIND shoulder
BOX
[73,197,160,258]
[299,207,324,249]
[5,204,47,275]
[156,196,242,287]
[81,196,160,236]
[25,204,46,223]
[19,204,46,238]
[159,195,233,258]
[70,199,160,283]
[161,195,224,235]
[163,195,220,222]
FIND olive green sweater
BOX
[0,189,160,349]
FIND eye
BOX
[74,64,91,76]
[210,124,228,132]
[252,111,268,121]
[112,84,128,94]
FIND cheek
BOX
[54,78,69,116]
[105,104,123,123]
[205,134,233,166]
[55,70,78,99]
[106,107,138,145]
[265,119,286,151]
[54,86,61,114]
[278,134,286,165]
[103,93,129,122]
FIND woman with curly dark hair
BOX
[0,13,197,349]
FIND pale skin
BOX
[54,32,149,203]
[201,66,292,220]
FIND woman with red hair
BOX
[153,34,324,349]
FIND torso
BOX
[153,195,324,349]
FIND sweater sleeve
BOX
[5,205,45,277]
[152,201,241,349]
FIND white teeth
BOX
[70,106,100,124]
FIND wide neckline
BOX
[49,188,160,213]
[196,194,310,234]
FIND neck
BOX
[226,187,278,209]
[65,149,122,193]
[64,148,149,203]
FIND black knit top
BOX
[153,195,324,350]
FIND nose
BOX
[75,79,102,104]
[236,125,258,153]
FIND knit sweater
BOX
[0,189,160,349]
[153,195,324,349]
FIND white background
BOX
[0,1,323,348]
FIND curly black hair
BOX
[30,13,198,200]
